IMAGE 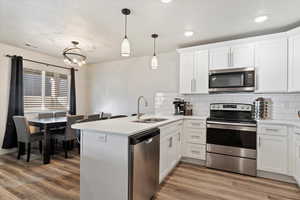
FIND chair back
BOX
[13,116,31,143]
[38,113,53,119]
[110,115,128,119]
[54,112,67,118]
[101,113,112,119]
[87,114,100,121]
[65,115,84,140]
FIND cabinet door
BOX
[194,50,209,94]
[257,135,288,174]
[231,43,255,68]
[168,136,178,169]
[209,47,230,69]
[159,136,170,182]
[294,134,300,183]
[288,34,300,92]
[255,38,288,93]
[179,53,194,94]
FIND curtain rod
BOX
[5,55,78,71]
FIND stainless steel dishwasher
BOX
[128,128,160,200]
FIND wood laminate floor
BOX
[0,151,299,200]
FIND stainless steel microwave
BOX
[209,67,255,93]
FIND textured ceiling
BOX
[0,0,300,63]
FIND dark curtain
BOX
[69,68,76,115]
[2,56,24,149]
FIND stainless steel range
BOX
[206,103,257,176]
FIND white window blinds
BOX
[23,68,70,112]
[24,68,43,110]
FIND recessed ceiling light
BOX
[254,15,268,23]
[161,0,173,3]
[184,31,194,37]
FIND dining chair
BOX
[52,115,84,158]
[38,113,53,119]
[87,114,101,121]
[110,115,128,119]
[13,116,43,162]
[101,113,112,119]
[54,112,67,118]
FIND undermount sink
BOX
[132,118,168,123]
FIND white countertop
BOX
[72,115,207,136]
[258,119,300,128]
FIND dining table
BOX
[28,117,67,164]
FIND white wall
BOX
[0,42,87,154]
[87,51,179,116]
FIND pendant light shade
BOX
[151,34,159,69]
[121,8,131,57]
[121,36,130,57]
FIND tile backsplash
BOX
[155,92,300,120]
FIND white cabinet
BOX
[209,44,255,69]
[209,47,230,69]
[231,43,255,68]
[294,131,300,184]
[179,50,209,94]
[255,37,288,93]
[182,119,206,160]
[179,52,194,94]
[159,121,182,183]
[257,124,289,175]
[288,32,300,92]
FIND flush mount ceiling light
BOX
[121,8,131,57]
[161,0,173,3]
[184,31,194,37]
[63,41,87,67]
[151,34,159,70]
[254,15,268,23]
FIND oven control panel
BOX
[210,103,252,111]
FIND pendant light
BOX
[121,8,131,57]
[151,34,159,69]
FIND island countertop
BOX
[72,115,207,136]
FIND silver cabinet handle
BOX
[191,150,201,154]
[194,79,197,92]
[191,135,201,139]
[191,123,201,126]
[169,137,173,148]
[265,128,279,132]
[178,132,181,142]
[231,51,234,67]
[258,136,261,147]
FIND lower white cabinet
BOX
[294,132,300,184]
[182,119,206,160]
[159,122,182,182]
[257,124,289,175]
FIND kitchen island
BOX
[72,115,203,200]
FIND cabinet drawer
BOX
[185,143,206,160]
[185,128,206,144]
[258,124,288,136]
[184,120,206,129]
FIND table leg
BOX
[43,124,51,164]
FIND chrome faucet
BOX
[137,96,148,120]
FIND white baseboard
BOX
[257,170,296,184]
[181,157,206,166]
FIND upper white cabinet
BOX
[288,29,300,92]
[209,43,255,69]
[255,37,288,93]
[179,50,209,94]
[231,43,255,68]
[209,47,230,69]
[179,52,194,94]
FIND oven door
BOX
[206,122,257,159]
[209,69,255,93]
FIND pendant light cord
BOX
[153,37,156,56]
[125,15,127,38]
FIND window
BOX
[23,68,70,112]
